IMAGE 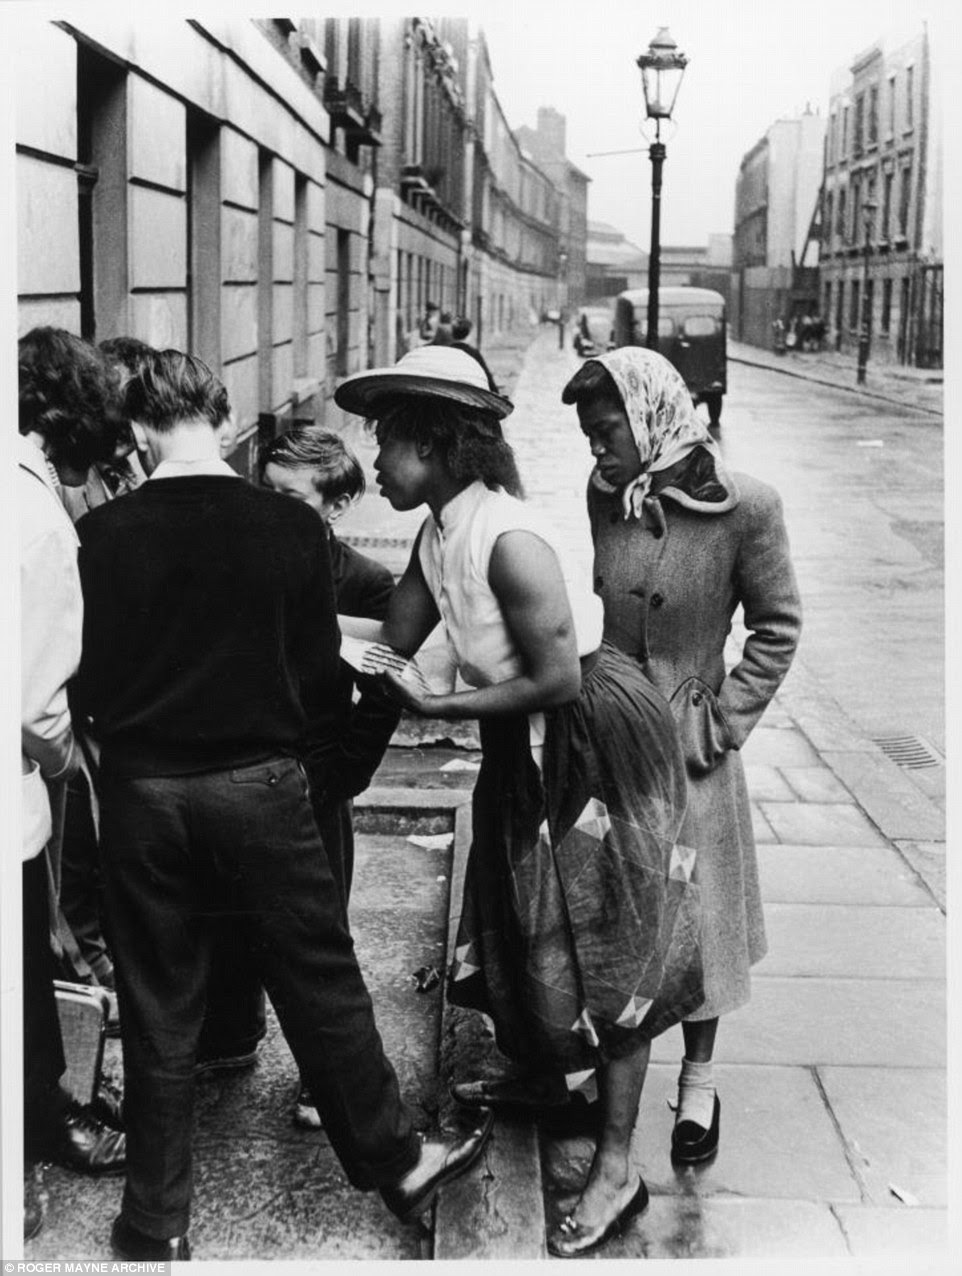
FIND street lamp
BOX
[637,27,688,350]
[558,249,568,349]
[856,197,878,385]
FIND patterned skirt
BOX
[449,643,704,1075]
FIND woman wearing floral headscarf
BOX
[563,348,802,1166]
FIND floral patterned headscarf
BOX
[588,347,721,520]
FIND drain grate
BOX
[871,734,944,770]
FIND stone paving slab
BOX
[817,1066,946,1208]
[822,748,945,842]
[741,725,822,768]
[757,904,945,979]
[629,1064,860,1203]
[894,839,946,911]
[833,1204,948,1258]
[648,978,945,1067]
[779,764,855,803]
[751,802,778,843]
[757,844,936,906]
[743,763,796,801]
[759,800,888,847]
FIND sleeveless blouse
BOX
[417,482,603,750]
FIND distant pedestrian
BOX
[431,310,454,345]
[334,345,703,1259]
[563,347,801,1173]
[418,301,440,344]
[450,317,498,393]
[75,349,492,1260]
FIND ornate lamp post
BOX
[856,198,878,385]
[558,249,568,349]
[637,27,688,350]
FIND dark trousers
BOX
[99,756,418,1239]
[60,768,113,983]
[22,853,68,1160]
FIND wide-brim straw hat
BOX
[334,346,513,420]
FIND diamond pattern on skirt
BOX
[574,796,611,842]
[616,994,653,1028]
[668,842,697,882]
[565,1068,596,1095]
[571,1008,600,1046]
[451,941,480,981]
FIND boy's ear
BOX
[415,437,434,460]
[326,492,354,523]
[130,421,148,451]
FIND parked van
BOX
[612,286,727,424]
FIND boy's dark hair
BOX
[18,326,124,472]
[258,425,366,502]
[451,316,472,341]
[124,349,231,432]
[373,397,523,498]
[561,359,623,412]
[99,336,156,383]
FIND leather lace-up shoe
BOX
[291,1083,323,1131]
[53,1102,126,1174]
[671,1093,720,1164]
[381,1109,494,1223]
[111,1216,191,1261]
[92,1077,124,1130]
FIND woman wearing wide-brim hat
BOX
[335,346,705,1256]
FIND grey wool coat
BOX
[588,447,802,1019]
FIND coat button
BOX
[610,510,620,525]
[692,691,704,706]
[651,592,664,608]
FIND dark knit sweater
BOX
[75,476,340,777]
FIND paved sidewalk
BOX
[729,338,943,417]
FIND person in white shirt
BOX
[334,346,704,1257]
[18,326,128,1238]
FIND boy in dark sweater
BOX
[75,350,490,1260]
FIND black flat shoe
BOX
[547,1176,649,1257]
[53,1102,126,1174]
[671,1093,720,1164]
[381,1109,494,1223]
[111,1216,191,1260]
[451,1075,569,1111]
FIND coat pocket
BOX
[668,677,735,778]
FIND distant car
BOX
[573,307,613,357]
[612,287,727,425]
[545,308,562,323]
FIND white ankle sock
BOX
[676,1057,715,1129]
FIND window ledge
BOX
[292,376,321,405]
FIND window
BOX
[292,173,308,377]
[823,281,832,319]
[850,279,861,328]
[905,65,914,129]
[836,188,846,239]
[680,315,720,337]
[881,278,893,333]
[853,94,863,157]
[850,174,861,242]
[841,105,850,157]
[898,165,911,237]
[335,229,350,376]
[887,75,896,137]
[835,281,845,340]
[187,110,221,368]
[828,113,836,165]
[76,44,127,341]
[882,171,894,239]
[868,85,878,145]
[825,192,834,247]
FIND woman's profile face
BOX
[373,423,431,511]
[577,396,643,488]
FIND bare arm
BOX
[384,530,581,719]
[338,528,440,653]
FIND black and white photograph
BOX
[2,0,952,1265]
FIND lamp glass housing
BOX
[637,27,688,120]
